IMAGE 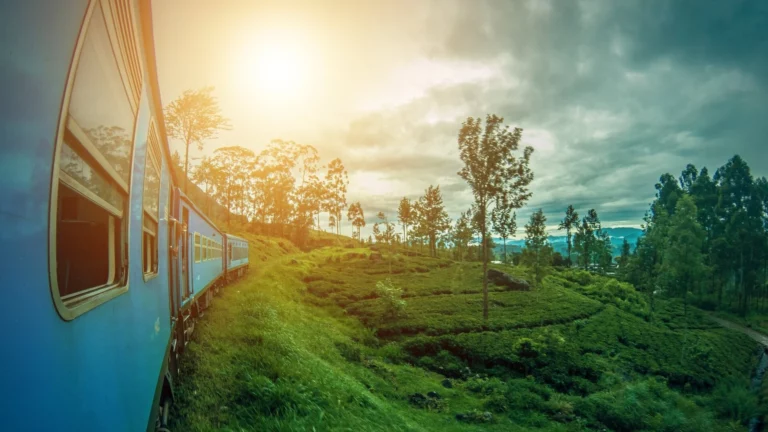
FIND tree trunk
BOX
[503,238,507,264]
[482,228,489,321]
[183,139,191,194]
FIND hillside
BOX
[484,227,644,258]
[170,235,765,431]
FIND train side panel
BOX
[226,233,249,270]
[179,194,224,305]
[0,1,172,430]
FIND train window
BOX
[194,233,201,263]
[142,123,161,277]
[51,0,142,319]
[203,236,208,261]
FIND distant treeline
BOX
[621,155,768,317]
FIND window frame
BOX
[48,0,143,321]
[142,121,161,280]
[194,232,201,263]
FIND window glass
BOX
[143,214,158,274]
[53,1,138,312]
[143,156,160,220]
[142,127,160,275]
[56,184,116,297]
[67,2,134,184]
[60,141,124,212]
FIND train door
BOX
[168,214,178,319]
[182,207,190,300]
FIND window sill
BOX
[55,283,129,321]
[143,271,159,283]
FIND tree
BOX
[616,238,632,279]
[457,114,534,320]
[414,185,451,258]
[164,87,230,192]
[190,155,219,213]
[558,205,579,266]
[521,209,552,285]
[347,202,365,241]
[661,195,706,315]
[293,143,323,229]
[491,200,516,264]
[595,229,613,274]
[573,209,602,270]
[376,212,396,245]
[210,146,254,226]
[171,150,183,172]
[323,158,348,235]
[397,197,414,245]
[452,210,474,262]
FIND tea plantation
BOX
[170,239,766,431]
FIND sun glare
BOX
[239,29,311,100]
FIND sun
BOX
[239,30,310,100]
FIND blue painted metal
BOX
[178,192,223,304]
[225,233,250,271]
[0,2,251,431]
[0,2,172,430]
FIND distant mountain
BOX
[473,227,644,258]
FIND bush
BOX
[574,378,715,432]
[375,278,406,320]
[711,378,760,425]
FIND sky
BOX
[152,0,768,237]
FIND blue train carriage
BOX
[224,233,250,281]
[0,1,177,430]
[176,188,225,312]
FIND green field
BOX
[170,236,766,431]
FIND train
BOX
[0,1,249,430]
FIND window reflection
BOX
[59,141,124,212]
[67,2,134,184]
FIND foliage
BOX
[413,185,451,258]
[450,210,475,262]
[521,208,552,285]
[457,114,534,320]
[397,197,414,244]
[347,202,366,241]
[375,278,406,321]
[163,86,230,187]
[711,377,761,424]
[558,205,579,266]
[491,199,516,264]
[323,158,349,235]
[173,233,761,432]
[627,155,768,317]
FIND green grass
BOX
[171,237,763,431]
[348,285,603,338]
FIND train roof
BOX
[223,233,248,243]
[178,188,223,234]
[139,0,179,189]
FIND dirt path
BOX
[708,315,768,347]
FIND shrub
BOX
[375,278,406,320]
[574,378,715,432]
[711,378,760,425]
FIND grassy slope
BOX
[171,237,763,431]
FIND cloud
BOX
[155,0,767,239]
[331,0,768,240]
